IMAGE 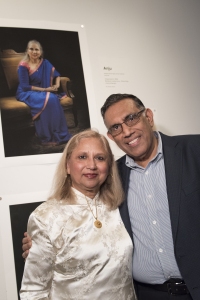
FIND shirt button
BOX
[159,248,163,253]
[148,195,152,199]
[145,171,149,175]
[153,220,157,225]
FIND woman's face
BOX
[66,137,109,198]
[27,42,41,61]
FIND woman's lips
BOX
[84,173,97,179]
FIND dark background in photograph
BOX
[0,27,90,157]
[10,201,44,299]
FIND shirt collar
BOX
[71,187,100,204]
[125,131,163,169]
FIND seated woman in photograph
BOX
[20,129,136,300]
[16,40,71,146]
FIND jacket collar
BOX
[159,132,182,242]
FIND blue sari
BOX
[16,59,71,145]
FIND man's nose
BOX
[121,122,134,136]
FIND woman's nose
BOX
[86,158,97,169]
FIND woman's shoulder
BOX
[19,60,29,69]
[30,199,60,223]
[43,58,52,65]
[30,198,76,219]
[29,199,79,233]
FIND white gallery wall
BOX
[0,0,199,299]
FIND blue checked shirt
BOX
[126,132,182,284]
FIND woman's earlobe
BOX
[66,164,70,174]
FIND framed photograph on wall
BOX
[0,190,49,300]
[0,19,98,167]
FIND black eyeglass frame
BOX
[108,108,146,137]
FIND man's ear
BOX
[145,108,154,127]
[107,131,115,141]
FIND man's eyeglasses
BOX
[108,108,145,137]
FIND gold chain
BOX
[84,195,102,228]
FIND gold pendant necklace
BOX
[85,195,102,228]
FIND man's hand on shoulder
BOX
[22,232,32,259]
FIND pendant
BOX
[94,219,102,228]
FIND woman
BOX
[20,129,137,300]
[16,40,71,146]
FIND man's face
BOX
[104,98,157,166]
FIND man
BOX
[100,94,200,300]
[23,93,200,300]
